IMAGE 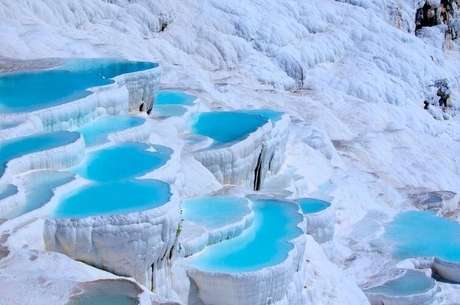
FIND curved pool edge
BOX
[185,198,307,305]
[0,114,43,140]
[364,269,438,305]
[107,115,152,145]
[397,256,460,283]
[0,173,85,233]
[177,197,255,258]
[44,183,181,291]
[151,95,201,134]
[1,59,161,132]
[302,200,336,244]
[433,258,460,283]
[191,112,290,189]
[0,132,85,186]
[206,205,255,246]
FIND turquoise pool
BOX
[155,90,196,106]
[182,196,251,230]
[76,115,145,147]
[4,170,75,219]
[0,59,157,113]
[383,211,460,262]
[238,109,283,125]
[296,198,331,214]
[152,105,188,117]
[364,270,435,296]
[0,184,17,201]
[190,111,268,144]
[54,179,171,218]
[0,131,80,178]
[187,197,303,272]
[72,142,172,182]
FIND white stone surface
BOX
[0,219,155,305]
[44,187,181,297]
[114,66,162,113]
[1,0,460,303]
[0,115,43,140]
[433,258,460,283]
[304,203,336,244]
[364,270,439,305]
[191,113,290,190]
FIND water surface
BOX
[4,170,74,219]
[54,179,171,218]
[383,211,460,262]
[155,90,196,106]
[0,131,80,177]
[238,109,283,125]
[187,197,302,272]
[296,198,331,214]
[364,270,435,296]
[67,279,142,305]
[182,196,251,230]
[76,115,145,147]
[0,59,157,113]
[72,142,172,182]
[0,184,17,201]
[191,111,268,144]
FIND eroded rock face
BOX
[416,0,460,40]
[44,191,181,297]
[416,2,440,31]
[114,66,161,114]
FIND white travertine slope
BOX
[44,187,181,298]
[0,219,153,305]
[304,203,336,245]
[0,115,43,140]
[191,113,290,190]
[1,0,460,304]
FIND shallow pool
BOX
[67,279,142,305]
[152,105,188,117]
[72,142,172,182]
[424,195,442,204]
[4,170,75,219]
[0,184,17,201]
[61,58,157,78]
[54,179,171,218]
[383,211,460,262]
[187,197,302,272]
[238,109,283,125]
[0,59,157,113]
[76,115,145,147]
[296,198,331,214]
[182,196,251,230]
[155,90,196,106]
[364,269,435,296]
[0,131,80,178]
[190,111,268,144]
